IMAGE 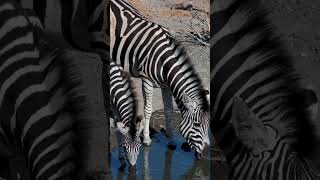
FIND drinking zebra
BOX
[211,0,320,179]
[109,61,143,167]
[110,0,210,157]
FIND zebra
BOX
[17,0,144,168]
[0,2,110,179]
[110,0,210,157]
[211,0,320,179]
[17,0,108,57]
[0,1,81,179]
[109,61,143,167]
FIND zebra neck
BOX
[113,95,136,125]
[164,62,205,110]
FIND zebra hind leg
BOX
[161,87,177,150]
[142,78,153,146]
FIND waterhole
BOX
[109,131,211,180]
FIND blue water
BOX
[109,132,210,180]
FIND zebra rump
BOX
[0,2,106,179]
[211,0,319,179]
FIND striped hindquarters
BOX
[0,1,77,179]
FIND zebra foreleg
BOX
[161,87,177,150]
[142,78,153,146]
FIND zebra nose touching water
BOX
[110,0,210,158]
[211,0,320,179]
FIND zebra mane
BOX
[119,69,141,138]
[218,0,317,155]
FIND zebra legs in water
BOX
[161,87,176,149]
[141,78,176,149]
[141,78,153,146]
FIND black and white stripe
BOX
[0,1,83,179]
[18,0,140,167]
[211,0,319,179]
[111,0,210,156]
[17,0,108,58]
[109,61,142,166]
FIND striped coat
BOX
[211,0,320,179]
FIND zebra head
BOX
[229,96,319,179]
[117,116,144,166]
[180,92,210,159]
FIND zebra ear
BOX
[231,97,270,153]
[117,122,129,135]
[182,93,197,110]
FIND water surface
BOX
[109,132,210,180]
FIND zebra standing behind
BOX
[110,0,210,158]
[109,61,143,167]
[0,1,91,179]
[17,0,108,57]
[17,0,143,168]
[211,0,320,179]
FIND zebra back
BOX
[109,61,142,137]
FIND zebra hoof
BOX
[143,138,152,146]
[119,164,126,172]
[195,152,203,159]
[167,143,177,150]
[119,160,126,172]
[181,142,191,152]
